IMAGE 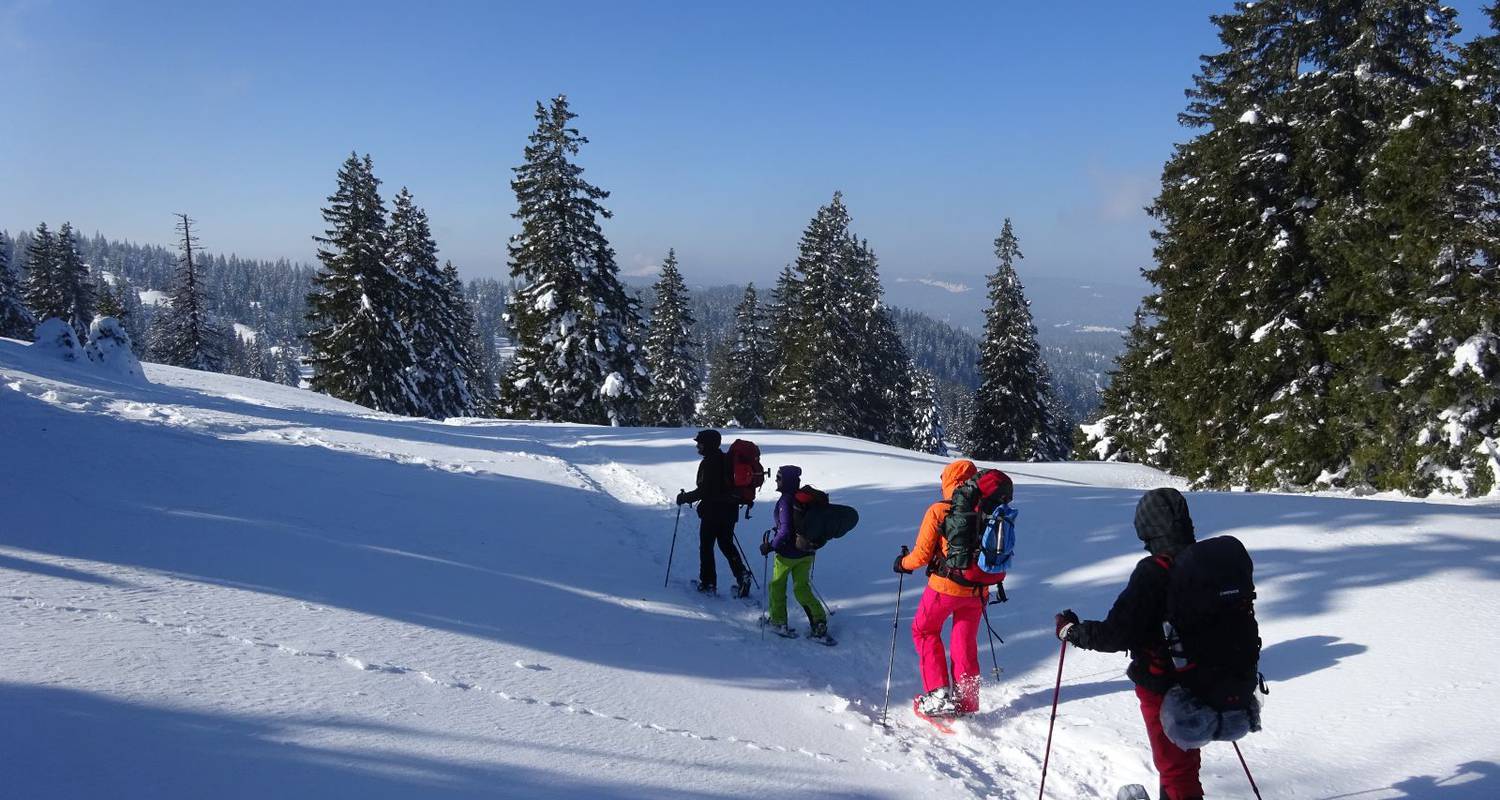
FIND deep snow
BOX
[2,335,1498,799]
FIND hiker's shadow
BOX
[1324,761,1500,799]
[1260,635,1367,681]
[1008,679,1134,714]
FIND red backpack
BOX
[725,439,766,513]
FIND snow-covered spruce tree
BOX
[94,278,125,320]
[388,188,481,418]
[150,214,226,372]
[306,154,420,414]
[25,222,96,342]
[764,193,913,441]
[440,260,493,414]
[0,231,36,339]
[271,343,304,387]
[909,368,948,456]
[847,236,915,446]
[762,264,804,428]
[969,219,1058,461]
[52,223,96,343]
[1086,0,1469,491]
[701,283,770,427]
[22,223,59,326]
[1343,5,1500,495]
[501,95,646,426]
[766,196,855,434]
[641,250,701,426]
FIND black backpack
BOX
[1163,535,1263,712]
[791,485,859,551]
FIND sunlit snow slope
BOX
[2,336,1497,799]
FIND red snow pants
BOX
[1136,685,1203,800]
[911,587,984,713]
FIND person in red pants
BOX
[1054,487,1203,800]
[894,459,990,718]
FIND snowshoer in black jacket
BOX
[676,429,751,597]
[1054,487,1202,800]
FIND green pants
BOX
[768,553,826,626]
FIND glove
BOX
[1055,609,1080,641]
[675,490,689,506]
[758,541,772,557]
[893,553,914,574]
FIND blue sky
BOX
[2,1,1494,289]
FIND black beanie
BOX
[1134,487,1195,549]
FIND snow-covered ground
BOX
[2,335,1498,799]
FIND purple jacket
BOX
[770,491,812,559]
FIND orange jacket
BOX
[900,459,986,598]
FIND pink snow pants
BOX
[911,586,984,713]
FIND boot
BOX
[916,686,957,718]
[732,572,753,598]
[809,620,829,639]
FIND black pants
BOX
[698,514,747,589]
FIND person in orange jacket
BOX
[895,458,991,718]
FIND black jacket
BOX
[681,448,737,521]
[1068,554,1175,693]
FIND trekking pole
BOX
[664,499,683,588]
[981,602,1003,680]
[1038,640,1067,800]
[1233,742,1264,800]
[732,532,760,590]
[809,560,836,615]
[879,546,909,729]
[761,531,771,638]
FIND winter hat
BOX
[1134,487,1195,554]
[776,465,802,490]
[693,429,722,448]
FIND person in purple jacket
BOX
[757,465,830,641]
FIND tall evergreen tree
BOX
[150,214,226,372]
[641,250,701,426]
[762,264,803,427]
[94,277,126,320]
[1086,0,1481,492]
[909,368,948,456]
[0,231,36,339]
[969,219,1058,461]
[848,237,915,445]
[701,283,771,427]
[52,223,96,342]
[306,154,420,414]
[501,95,646,426]
[388,188,481,418]
[441,260,493,414]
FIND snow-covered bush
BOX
[33,317,82,361]
[85,315,147,383]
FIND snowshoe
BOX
[1116,786,1150,800]
[912,694,956,735]
[732,572,753,599]
[690,580,717,597]
[807,621,836,646]
[765,621,798,639]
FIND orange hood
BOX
[940,459,978,500]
